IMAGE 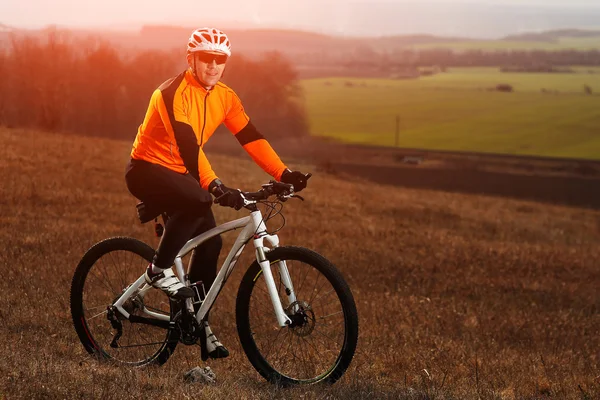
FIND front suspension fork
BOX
[255,245,298,327]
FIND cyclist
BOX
[125,27,309,359]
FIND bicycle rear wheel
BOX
[70,237,178,366]
[236,246,359,386]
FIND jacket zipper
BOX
[200,91,210,147]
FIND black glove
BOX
[281,169,309,192]
[209,179,245,210]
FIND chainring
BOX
[172,310,203,345]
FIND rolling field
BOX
[1,127,599,399]
[301,68,600,159]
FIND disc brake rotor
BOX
[285,300,316,337]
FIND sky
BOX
[2,0,600,37]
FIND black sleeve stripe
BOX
[158,74,181,92]
[160,71,200,182]
[172,121,200,181]
[235,121,265,146]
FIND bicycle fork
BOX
[253,216,297,327]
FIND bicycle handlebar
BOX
[242,173,312,203]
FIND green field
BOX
[413,37,600,51]
[301,68,600,159]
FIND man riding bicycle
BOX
[125,27,309,360]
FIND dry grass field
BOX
[0,127,599,399]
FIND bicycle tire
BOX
[236,246,359,386]
[70,236,178,366]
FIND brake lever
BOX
[214,192,226,204]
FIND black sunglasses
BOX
[195,52,229,65]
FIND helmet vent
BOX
[187,27,232,57]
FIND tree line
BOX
[0,31,308,140]
[339,48,600,68]
[406,48,600,68]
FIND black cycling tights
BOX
[125,159,222,290]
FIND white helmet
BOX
[187,27,231,57]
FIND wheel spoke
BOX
[312,326,343,348]
[84,304,109,312]
[87,309,108,321]
[98,256,119,294]
[262,327,285,360]
[311,288,335,304]
[87,269,117,296]
[308,273,323,305]
[115,341,165,349]
[319,310,343,320]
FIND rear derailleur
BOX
[107,306,123,348]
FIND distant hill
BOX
[1,24,599,58]
[0,23,14,32]
[0,24,475,56]
[504,29,600,43]
[136,25,472,55]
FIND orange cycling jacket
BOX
[130,69,287,190]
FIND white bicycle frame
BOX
[112,209,297,328]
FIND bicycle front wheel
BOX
[70,237,178,366]
[236,246,359,386]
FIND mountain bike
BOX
[70,180,359,386]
